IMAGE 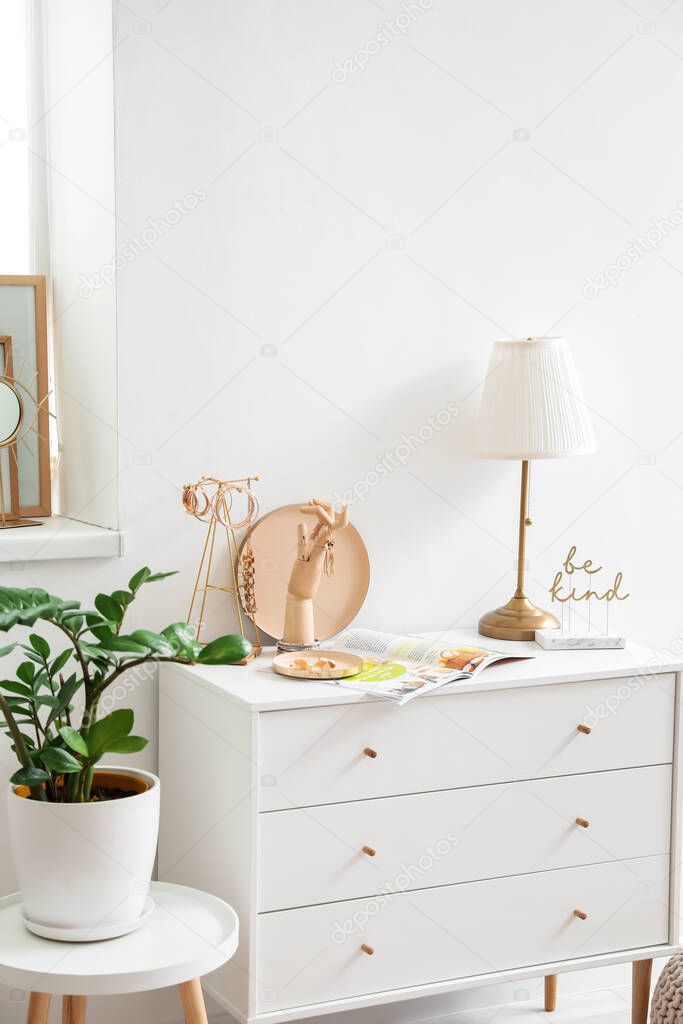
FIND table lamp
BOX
[475,336,596,641]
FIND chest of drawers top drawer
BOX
[258,674,675,810]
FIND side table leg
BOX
[544,974,558,1012]
[179,979,208,1024]
[27,993,51,1024]
[62,995,87,1023]
[632,959,653,1024]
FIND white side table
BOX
[0,882,238,1023]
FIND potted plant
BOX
[0,567,250,940]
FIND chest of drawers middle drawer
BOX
[258,764,671,912]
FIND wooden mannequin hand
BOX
[287,500,349,601]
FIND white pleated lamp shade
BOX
[475,337,597,459]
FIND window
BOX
[0,1,121,556]
[0,2,30,272]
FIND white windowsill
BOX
[0,516,123,563]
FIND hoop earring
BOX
[214,484,259,530]
[182,483,212,520]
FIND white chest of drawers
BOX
[159,635,682,1024]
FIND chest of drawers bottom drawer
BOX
[257,855,670,1013]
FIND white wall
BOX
[3,0,683,1021]
[111,0,683,659]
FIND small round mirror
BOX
[0,381,22,445]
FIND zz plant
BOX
[0,568,249,802]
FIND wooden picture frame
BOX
[0,336,22,521]
[0,275,51,518]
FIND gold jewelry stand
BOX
[183,475,262,662]
[479,460,559,641]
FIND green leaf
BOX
[87,708,134,757]
[79,642,115,664]
[5,731,36,751]
[161,622,199,657]
[34,695,61,709]
[59,726,89,757]
[0,642,16,658]
[94,594,123,625]
[83,611,108,628]
[50,649,72,676]
[128,567,151,593]
[0,591,81,632]
[146,571,178,583]
[10,765,50,788]
[29,634,50,659]
[46,676,82,727]
[60,607,87,620]
[105,735,148,754]
[197,635,251,665]
[128,630,175,656]
[20,649,44,665]
[4,729,35,746]
[97,635,149,655]
[16,662,35,685]
[38,746,82,774]
[111,590,134,608]
[89,625,116,644]
[0,680,33,697]
[3,696,31,710]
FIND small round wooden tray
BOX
[272,650,363,680]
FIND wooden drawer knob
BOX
[573,909,588,920]
[575,818,590,829]
[363,747,378,758]
[362,845,376,857]
[361,944,374,955]
[577,724,592,735]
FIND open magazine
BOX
[325,628,533,705]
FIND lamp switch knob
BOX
[575,818,590,829]
[573,909,588,920]
[362,845,376,857]
[363,747,378,758]
[361,944,374,955]
[577,724,592,735]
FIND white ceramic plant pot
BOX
[7,766,160,941]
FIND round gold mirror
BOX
[0,380,22,446]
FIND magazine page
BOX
[328,629,533,705]
[326,658,466,705]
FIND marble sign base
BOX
[535,628,626,650]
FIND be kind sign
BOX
[537,546,629,649]
[549,546,630,605]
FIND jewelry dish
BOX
[272,650,363,680]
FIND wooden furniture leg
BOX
[179,979,208,1024]
[544,974,558,1012]
[26,993,51,1024]
[62,995,87,1024]
[632,959,653,1024]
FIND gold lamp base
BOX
[479,595,559,642]
[478,459,560,642]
